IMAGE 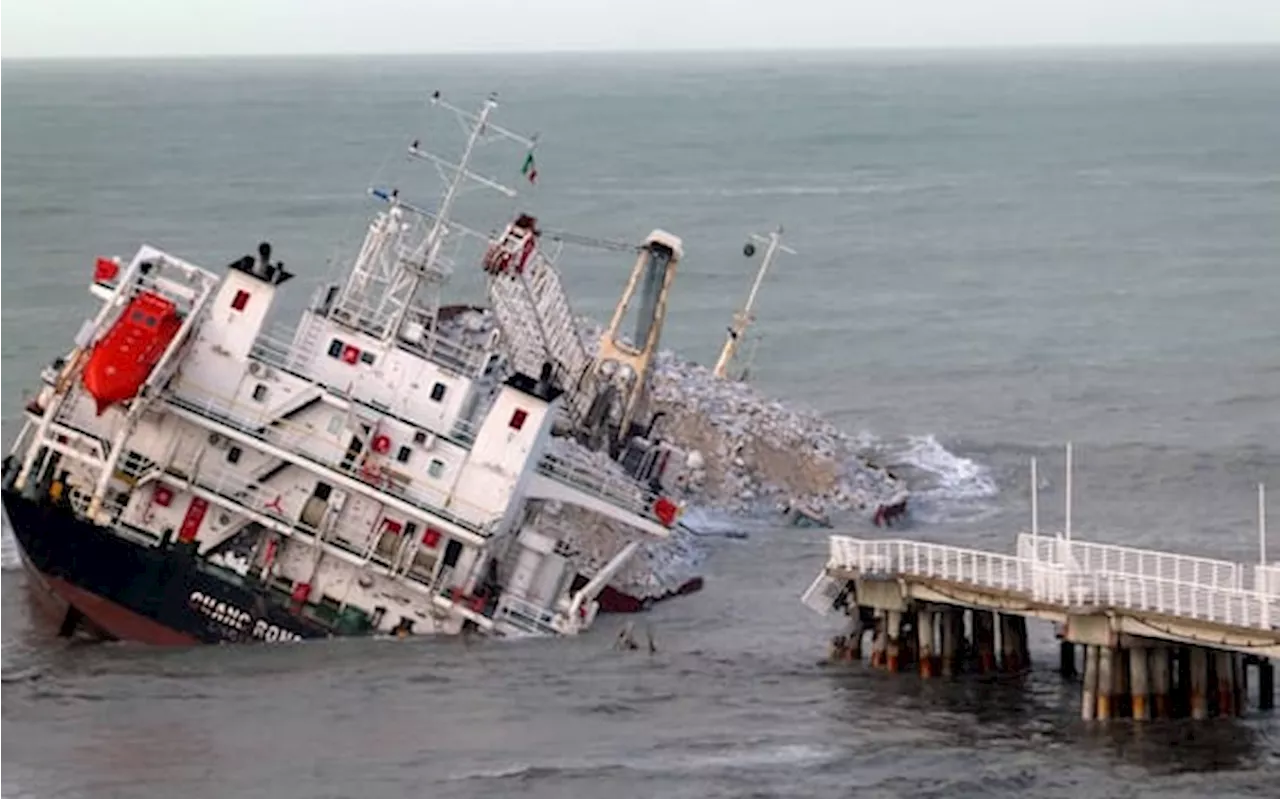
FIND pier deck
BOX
[804,531,1279,720]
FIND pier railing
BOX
[825,535,1280,633]
[830,537,1035,594]
[1016,533,1245,592]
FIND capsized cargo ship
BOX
[1,93,694,644]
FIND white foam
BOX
[1,522,20,571]
[889,434,999,524]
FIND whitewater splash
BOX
[881,434,999,525]
[1,517,19,570]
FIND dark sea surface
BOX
[3,49,1279,797]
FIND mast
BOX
[334,91,536,343]
[713,227,793,380]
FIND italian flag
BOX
[521,150,538,184]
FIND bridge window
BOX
[226,446,242,464]
[396,445,411,464]
[509,409,528,431]
[252,383,267,402]
[327,338,344,358]
[430,382,447,402]
[231,290,250,312]
[428,458,445,478]
[360,351,376,365]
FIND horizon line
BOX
[5,41,1280,63]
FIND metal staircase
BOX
[483,222,591,404]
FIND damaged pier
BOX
[805,530,1280,720]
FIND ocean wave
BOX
[2,526,21,570]
[446,742,842,783]
[886,434,1000,525]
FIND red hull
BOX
[18,553,198,646]
[594,576,705,613]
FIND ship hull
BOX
[2,489,331,645]
[571,574,705,613]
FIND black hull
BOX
[2,489,334,645]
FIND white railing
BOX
[1254,564,1280,597]
[494,594,563,637]
[164,388,498,535]
[251,322,320,375]
[1062,570,1277,631]
[535,450,661,522]
[823,534,1280,633]
[829,537,1036,595]
[1016,533,1245,591]
[329,298,493,377]
[251,306,491,387]
[178,464,420,564]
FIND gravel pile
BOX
[444,308,908,600]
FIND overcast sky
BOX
[3,0,1279,59]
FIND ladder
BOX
[483,221,591,402]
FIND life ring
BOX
[372,434,392,454]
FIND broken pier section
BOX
[805,533,1279,720]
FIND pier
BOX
[803,462,1277,721]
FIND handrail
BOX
[319,296,493,376]
[1016,532,1244,591]
[534,450,664,523]
[494,594,564,636]
[163,385,498,535]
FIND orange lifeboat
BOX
[82,291,182,415]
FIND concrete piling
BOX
[819,588,1274,725]
[1014,617,1030,671]
[917,609,937,678]
[1176,647,1192,718]
[1189,647,1209,720]
[870,611,887,669]
[973,610,996,674]
[1234,655,1246,717]
[900,612,919,671]
[823,601,1272,723]
[1097,646,1114,721]
[885,611,902,673]
[1215,650,1235,717]
[1129,645,1151,721]
[1060,640,1076,678]
[1114,648,1131,718]
[1150,648,1171,719]
[940,607,960,677]
[999,615,1027,673]
[1082,644,1100,721]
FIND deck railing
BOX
[494,594,564,637]
[534,450,664,523]
[164,388,497,536]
